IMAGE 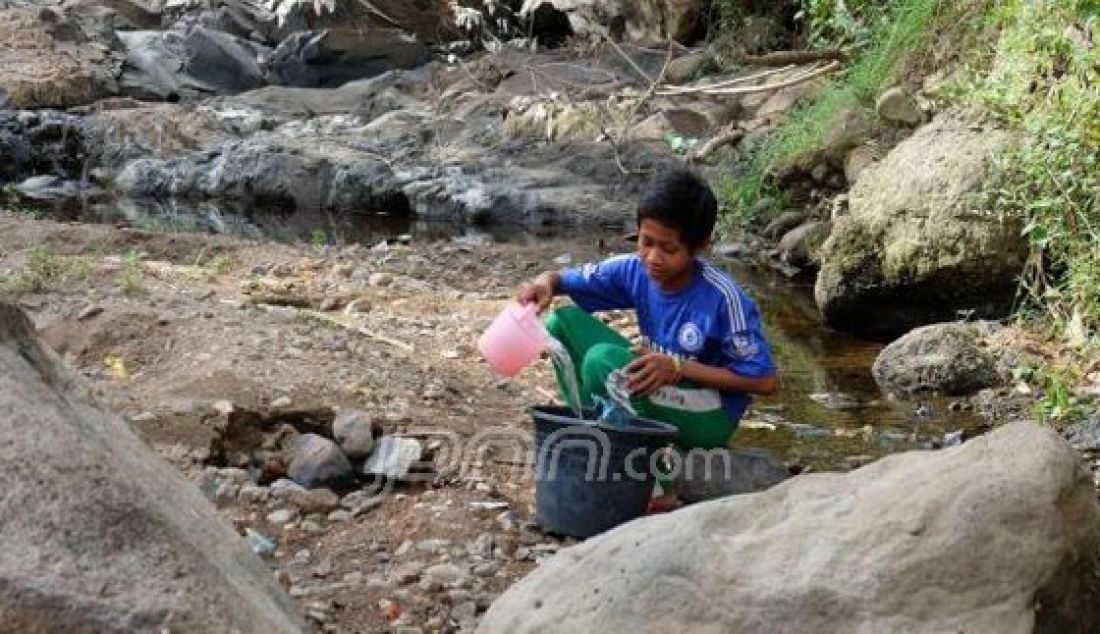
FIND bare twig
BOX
[688,126,745,163]
[602,33,654,85]
[618,41,675,141]
[743,49,847,67]
[656,64,796,95]
[303,309,415,352]
[655,61,841,96]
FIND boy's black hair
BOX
[636,169,717,250]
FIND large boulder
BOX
[267,28,429,88]
[814,113,1026,339]
[0,301,306,632]
[520,0,709,44]
[479,422,1100,633]
[872,322,1000,394]
[117,27,270,99]
[0,7,121,108]
[115,136,411,213]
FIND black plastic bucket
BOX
[530,405,679,538]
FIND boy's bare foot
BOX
[645,492,683,514]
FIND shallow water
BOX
[34,198,984,471]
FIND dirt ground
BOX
[0,211,643,633]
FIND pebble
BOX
[416,539,451,554]
[342,571,364,585]
[300,520,325,534]
[327,510,353,523]
[421,563,467,590]
[238,484,270,504]
[271,395,293,408]
[129,411,157,423]
[473,562,502,577]
[390,561,424,585]
[496,510,518,532]
[266,509,296,525]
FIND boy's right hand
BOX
[515,272,558,315]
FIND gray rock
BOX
[815,113,1023,338]
[776,220,831,269]
[0,301,305,632]
[268,29,428,88]
[479,422,1100,633]
[266,508,296,525]
[676,447,790,503]
[872,322,1000,395]
[287,433,353,489]
[422,563,468,589]
[762,210,806,240]
[876,87,924,125]
[519,0,708,43]
[117,27,269,99]
[1064,415,1100,453]
[333,409,375,459]
[362,436,423,480]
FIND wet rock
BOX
[776,220,830,270]
[362,436,423,480]
[286,433,354,489]
[676,447,790,503]
[872,323,999,395]
[762,210,806,241]
[333,409,375,459]
[480,422,1100,633]
[815,113,1022,338]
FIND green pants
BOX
[544,306,736,450]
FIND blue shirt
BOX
[558,254,775,422]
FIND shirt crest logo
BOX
[677,322,703,352]
[731,335,758,358]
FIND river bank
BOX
[4,208,1080,631]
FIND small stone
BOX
[320,296,340,311]
[473,562,501,577]
[421,563,466,589]
[238,484,270,504]
[497,510,518,532]
[368,272,393,287]
[271,395,292,408]
[514,547,531,561]
[328,510,353,523]
[285,487,341,514]
[129,411,157,423]
[213,399,235,415]
[301,520,325,534]
[333,409,375,459]
[266,509,296,525]
[287,434,354,489]
[416,539,451,554]
[391,561,424,585]
[342,571,364,585]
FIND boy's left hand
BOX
[626,352,679,396]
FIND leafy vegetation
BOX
[0,244,76,294]
[717,0,988,230]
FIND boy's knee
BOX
[581,342,632,379]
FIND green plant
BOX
[1,244,68,294]
[953,0,1100,344]
[718,0,983,232]
[117,249,145,295]
[1012,362,1083,423]
[310,228,327,250]
[205,252,235,275]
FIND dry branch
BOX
[655,61,841,96]
[744,49,847,66]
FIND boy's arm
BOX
[515,271,561,314]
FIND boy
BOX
[516,169,777,508]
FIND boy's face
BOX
[636,218,701,290]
